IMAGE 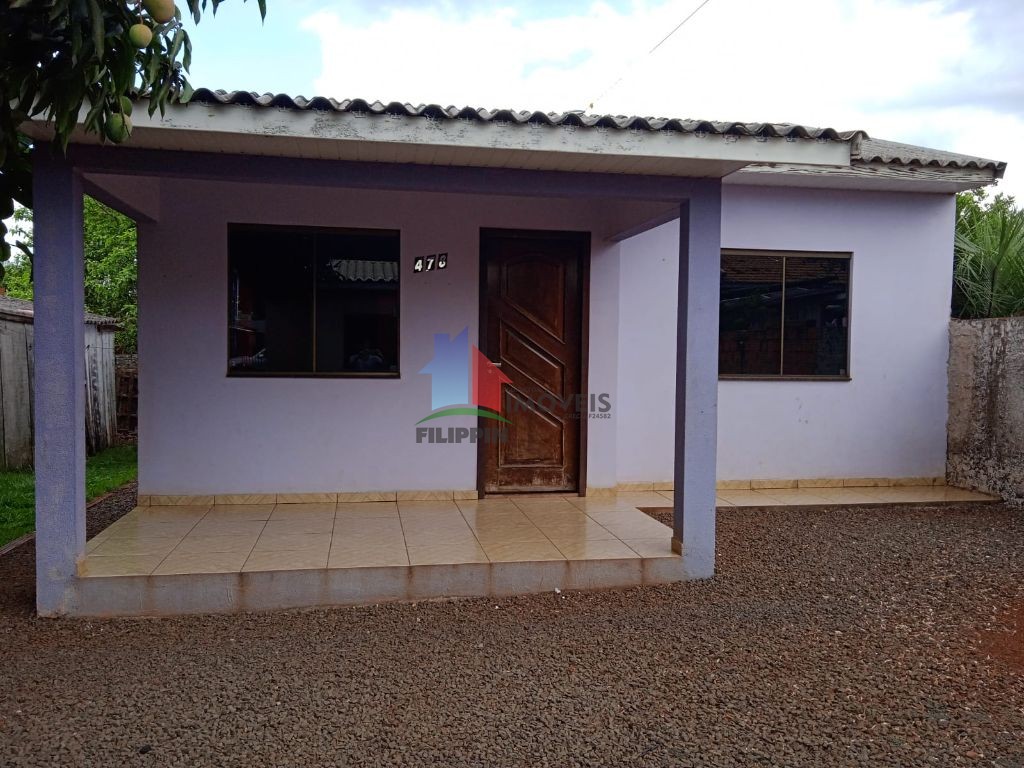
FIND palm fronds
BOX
[953,193,1024,318]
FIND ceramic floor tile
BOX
[243,548,329,572]
[622,538,677,558]
[398,514,473,538]
[334,516,405,535]
[482,539,566,562]
[471,520,550,545]
[715,496,736,507]
[262,515,335,535]
[856,486,985,503]
[335,502,400,518]
[204,504,276,521]
[461,508,534,529]
[153,550,250,575]
[190,518,269,537]
[328,543,410,569]
[397,500,460,514]
[123,505,210,523]
[455,499,520,514]
[270,503,336,516]
[517,506,590,525]
[512,499,580,513]
[594,518,673,541]
[79,554,165,577]
[536,519,617,542]
[807,488,889,505]
[714,490,786,507]
[657,492,674,502]
[102,519,198,539]
[744,489,833,506]
[402,526,480,549]
[407,540,489,565]
[171,533,259,555]
[584,509,658,526]
[89,536,182,558]
[553,539,641,560]
[252,532,332,552]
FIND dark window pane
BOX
[719,253,784,375]
[315,232,400,374]
[228,226,400,376]
[782,257,849,376]
[229,230,315,373]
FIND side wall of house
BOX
[138,179,622,495]
[617,185,955,483]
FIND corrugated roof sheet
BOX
[0,295,119,327]
[854,137,1005,175]
[188,88,864,141]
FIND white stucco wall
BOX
[138,179,623,495]
[617,185,955,482]
[139,178,955,494]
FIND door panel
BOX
[481,231,585,493]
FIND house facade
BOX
[24,91,1004,616]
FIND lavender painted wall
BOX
[617,185,955,482]
[138,179,624,495]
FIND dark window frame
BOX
[226,223,402,379]
[718,248,852,382]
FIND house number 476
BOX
[414,253,448,273]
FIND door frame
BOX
[476,227,591,498]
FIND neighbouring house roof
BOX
[0,295,119,328]
[329,259,400,283]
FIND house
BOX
[23,90,1004,616]
[0,294,118,469]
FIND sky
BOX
[181,0,1023,198]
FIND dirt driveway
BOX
[1,489,1021,767]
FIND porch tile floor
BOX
[80,494,682,579]
[74,487,997,615]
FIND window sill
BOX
[719,375,851,382]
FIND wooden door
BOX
[481,230,586,493]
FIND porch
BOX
[77,494,681,616]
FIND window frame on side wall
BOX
[226,223,402,379]
[718,248,852,381]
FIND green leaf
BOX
[169,28,184,61]
[87,0,104,58]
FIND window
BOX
[719,250,850,378]
[228,225,400,376]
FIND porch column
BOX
[672,181,722,578]
[33,147,86,616]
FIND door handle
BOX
[490,361,502,368]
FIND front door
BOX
[480,230,586,494]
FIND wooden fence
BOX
[0,315,118,470]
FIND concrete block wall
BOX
[947,317,1024,502]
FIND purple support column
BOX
[672,181,722,578]
[33,146,86,616]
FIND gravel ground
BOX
[0,489,1022,767]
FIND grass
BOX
[0,444,137,547]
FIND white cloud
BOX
[302,0,1020,197]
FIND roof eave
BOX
[22,100,853,179]
[726,160,999,193]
